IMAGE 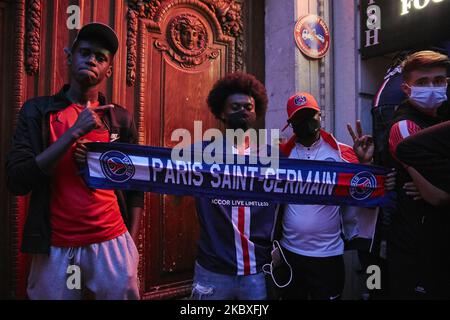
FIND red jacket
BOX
[280,129,359,163]
[279,129,379,252]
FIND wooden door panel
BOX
[4,0,248,299]
[0,0,14,299]
[133,1,243,299]
[161,60,223,149]
[162,195,197,271]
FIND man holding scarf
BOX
[190,72,281,300]
[278,92,395,300]
[6,23,143,300]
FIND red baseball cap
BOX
[282,92,320,131]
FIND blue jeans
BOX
[191,262,267,300]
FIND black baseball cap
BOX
[71,22,119,55]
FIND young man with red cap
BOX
[278,92,394,300]
[6,23,143,299]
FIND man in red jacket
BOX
[278,92,394,300]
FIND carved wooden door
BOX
[0,0,16,299]
[126,0,244,299]
[2,0,253,299]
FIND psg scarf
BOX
[82,142,393,207]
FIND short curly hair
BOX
[207,72,268,121]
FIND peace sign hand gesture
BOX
[347,120,374,164]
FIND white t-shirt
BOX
[280,137,345,257]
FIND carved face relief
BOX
[170,14,207,56]
[180,24,199,50]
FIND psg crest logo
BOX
[350,171,377,201]
[294,95,307,106]
[100,150,135,183]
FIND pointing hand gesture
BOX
[70,101,114,139]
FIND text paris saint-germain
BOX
[150,157,337,196]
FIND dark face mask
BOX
[292,118,321,140]
[226,110,257,131]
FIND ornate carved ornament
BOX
[25,0,42,75]
[126,0,243,84]
[154,13,219,69]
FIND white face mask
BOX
[408,85,448,109]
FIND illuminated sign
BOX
[364,2,382,48]
[400,0,445,15]
[361,0,450,58]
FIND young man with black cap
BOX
[279,92,394,300]
[6,23,143,300]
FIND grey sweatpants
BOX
[27,232,140,300]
